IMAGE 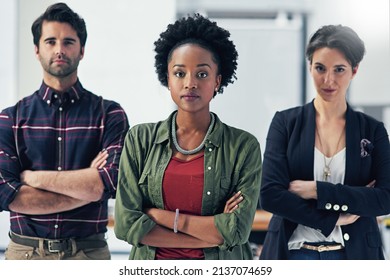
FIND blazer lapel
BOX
[294,102,316,180]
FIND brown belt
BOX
[9,232,107,253]
[301,244,343,252]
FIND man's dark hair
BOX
[31,2,87,47]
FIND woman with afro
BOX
[114,14,262,260]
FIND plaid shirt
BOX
[0,80,129,239]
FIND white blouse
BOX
[288,147,346,250]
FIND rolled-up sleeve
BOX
[114,130,156,246]
[214,137,262,250]
[98,103,129,200]
[0,110,23,211]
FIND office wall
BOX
[210,17,304,152]
[0,0,17,109]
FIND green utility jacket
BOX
[114,112,262,259]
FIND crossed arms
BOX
[8,151,108,215]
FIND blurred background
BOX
[0,0,389,259]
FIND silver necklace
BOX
[171,112,215,155]
[316,127,344,181]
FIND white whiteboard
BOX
[211,17,304,153]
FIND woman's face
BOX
[310,47,358,102]
[167,43,221,114]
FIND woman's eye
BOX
[197,72,208,78]
[335,67,345,73]
[315,65,325,72]
[174,71,185,78]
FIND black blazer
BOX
[260,101,390,260]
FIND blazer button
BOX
[344,233,350,241]
[341,205,348,212]
[325,203,332,210]
[333,204,340,211]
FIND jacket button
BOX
[325,203,332,210]
[344,233,350,241]
[341,205,348,211]
[333,204,340,211]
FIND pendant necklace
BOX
[171,112,215,155]
[316,127,344,182]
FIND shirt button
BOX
[54,224,58,229]
[325,203,332,210]
[344,233,350,241]
[59,107,63,111]
[207,191,211,195]
[58,137,62,141]
[71,99,75,103]
[208,148,213,152]
[333,204,340,211]
[341,205,348,211]
[207,166,212,170]
[57,167,62,171]
[54,94,58,98]
[46,100,51,104]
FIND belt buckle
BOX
[48,240,64,253]
[317,245,330,252]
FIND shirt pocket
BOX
[220,170,240,198]
[215,176,234,211]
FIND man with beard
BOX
[0,3,129,259]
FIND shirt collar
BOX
[155,111,222,148]
[38,80,84,106]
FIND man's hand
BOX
[20,150,108,187]
[90,150,108,169]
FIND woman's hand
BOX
[224,191,243,213]
[366,180,376,188]
[336,213,360,226]
[289,180,317,199]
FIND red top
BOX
[155,154,205,259]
